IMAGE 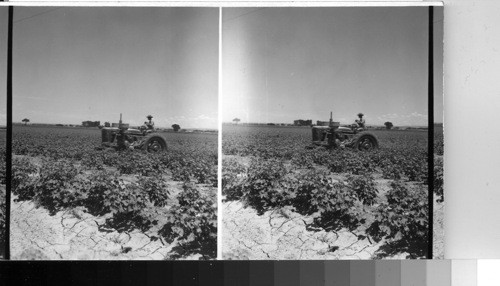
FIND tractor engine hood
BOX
[125,128,143,135]
[337,126,352,132]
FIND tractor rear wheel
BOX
[142,135,167,152]
[353,132,379,151]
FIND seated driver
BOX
[146,115,155,131]
[355,113,365,129]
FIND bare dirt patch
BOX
[222,200,408,260]
[11,197,170,260]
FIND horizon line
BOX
[12,122,218,130]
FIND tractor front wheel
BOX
[142,135,167,153]
[353,132,379,151]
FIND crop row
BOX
[11,126,218,259]
[224,126,444,198]
[13,127,218,187]
[223,157,428,259]
[12,157,216,259]
[222,126,435,258]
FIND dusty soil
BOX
[222,200,409,260]
[10,196,203,260]
[433,196,445,259]
[11,197,165,260]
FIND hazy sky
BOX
[222,7,444,126]
[1,7,218,129]
[1,6,444,128]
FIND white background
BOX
[441,0,500,259]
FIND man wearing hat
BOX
[355,113,365,129]
[146,115,155,131]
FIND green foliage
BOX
[11,126,218,259]
[293,171,366,232]
[346,174,378,206]
[401,155,427,182]
[434,157,444,202]
[224,166,369,232]
[0,150,5,185]
[222,125,434,259]
[366,181,428,259]
[291,170,334,215]
[329,151,375,175]
[381,163,403,180]
[239,159,289,215]
[138,176,170,207]
[434,130,444,156]
[12,157,38,201]
[32,160,80,214]
[222,158,247,202]
[159,183,217,259]
[311,184,366,232]
[12,126,217,187]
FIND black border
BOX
[428,5,434,260]
[4,5,13,260]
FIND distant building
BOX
[82,121,100,127]
[294,119,312,126]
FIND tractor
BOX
[100,114,167,152]
[311,112,379,151]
